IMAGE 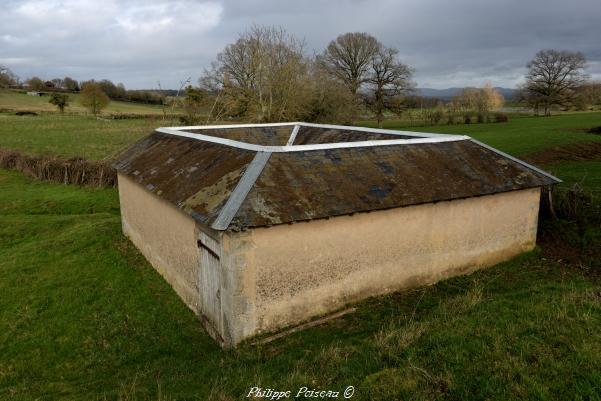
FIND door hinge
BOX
[197,239,220,259]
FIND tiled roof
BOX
[114,123,559,231]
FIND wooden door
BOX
[197,231,222,339]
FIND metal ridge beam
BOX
[155,127,469,153]
[211,151,272,230]
[161,121,458,138]
[286,124,300,146]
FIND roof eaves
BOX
[469,138,562,183]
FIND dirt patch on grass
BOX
[538,226,601,281]
[523,141,601,165]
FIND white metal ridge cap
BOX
[155,127,470,152]
[279,136,471,151]
[296,122,459,138]
[155,127,266,152]
[163,122,301,130]
[161,121,459,139]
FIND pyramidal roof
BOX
[113,122,560,231]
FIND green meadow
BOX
[1,108,600,400]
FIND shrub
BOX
[80,83,110,115]
[49,93,69,113]
[494,113,509,123]
[587,126,601,135]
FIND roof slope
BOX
[231,141,556,228]
[292,125,414,144]
[114,132,255,226]
[113,123,559,231]
[187,126,292,145]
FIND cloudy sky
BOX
[1,0,600,89]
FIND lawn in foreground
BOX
[1,169,600,401]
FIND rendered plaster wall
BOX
[117,173,201,312]
[230,187,541,341]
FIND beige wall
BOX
[117,176,541,346]
[232,188,541,339]
[117,173,201,312]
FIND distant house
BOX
[114,123,559,347]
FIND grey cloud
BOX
[1,0,599,88]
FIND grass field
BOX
[0,89,167,115]
[361,112,601,155]
[0,113,166,160]
[1,109,600,162]
[1,169,600,400]
[1,109,601,400]
[552,160,601,198]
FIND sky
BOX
[1,0,600,89]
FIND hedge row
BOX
[0,149,116,187]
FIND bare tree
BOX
[573,80,601,110]
[51,78,64,89]
[453,84,503,123]
[200,25,312,122]
[474,83,504,122]
[181,86,208,124]
[303,64,356,124]
[63,76,79,92]
[168,77,191,116]
[79,83,110,115]
[318,32,381,96]
[364,46,413,127]
[525,49,587,116]
[26,76,44,91]
[0,65,19,88]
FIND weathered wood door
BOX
[197,231,222,339]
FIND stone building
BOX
[114,122,559,347]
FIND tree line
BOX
[182,27,599,125]
[518,49,598,115]
[189,27,414,127]
[0,72,166,105]
[2,27,599,121]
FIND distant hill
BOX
[416,87,517,100]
